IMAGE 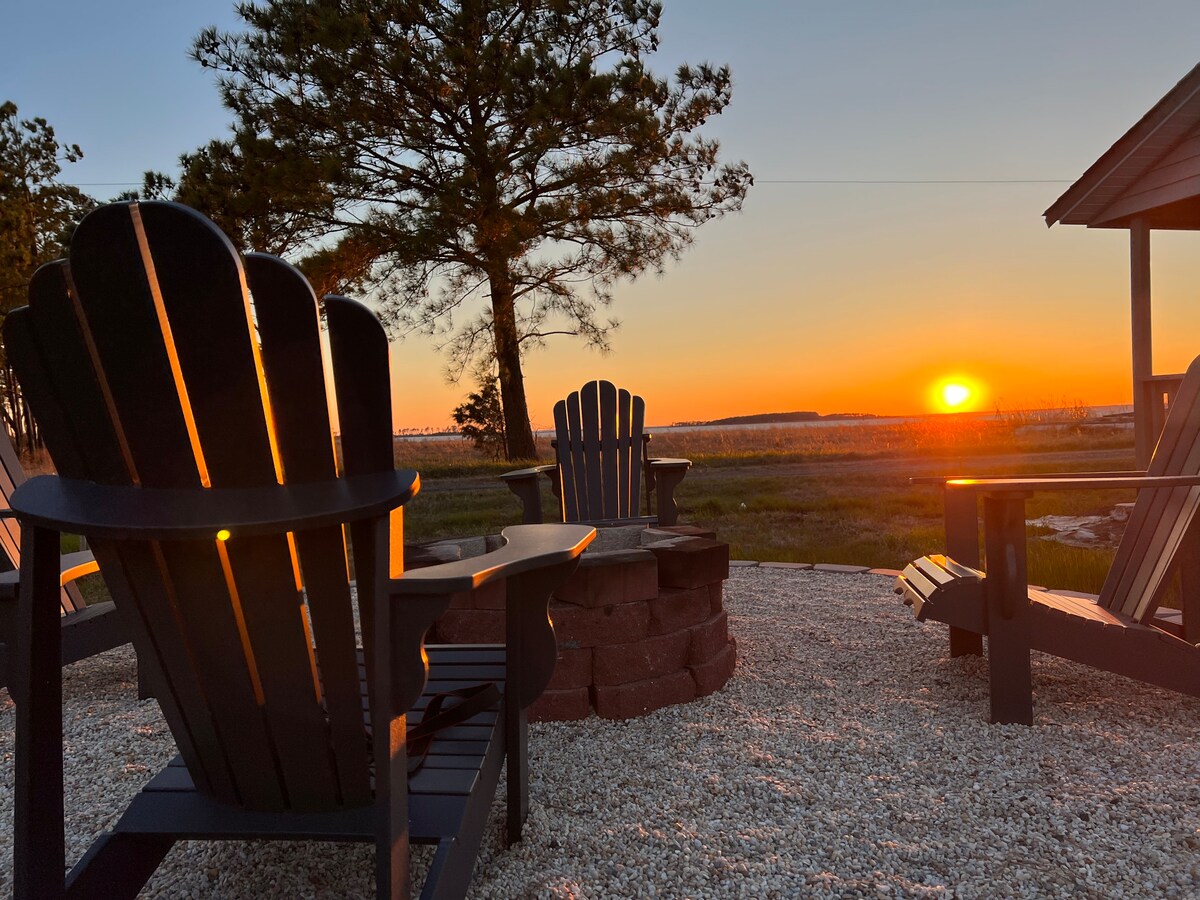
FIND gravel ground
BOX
[3,567,1200,898]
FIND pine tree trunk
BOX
[488,271,537,460]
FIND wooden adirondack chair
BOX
[501,379,691,526]
[0,428,128,690]
[897,354,1200,725]
[7,200,594,900]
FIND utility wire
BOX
[65,177,1076,188]
[755,178,1073,184]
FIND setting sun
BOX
[942,383,971,408]
[929,377,983,413]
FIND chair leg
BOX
[506,702,528,845]
[503,476,544,525]
[949,627,984,658]
[376,718,411,900]
[945,487,983,658]
[65,833,175,899]
[135,658,152,700]
[1178,518,1200,643]
[502,560,578,844]
[982,495,1033,725]
[986,624,1033,725]
[547,471,563,521]
[14,526,67,900]
[651,465,688,527]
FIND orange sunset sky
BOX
[10,2,1200,430]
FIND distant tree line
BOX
[0,101,97,453]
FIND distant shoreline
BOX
[393,404,1135,439]
[674,411,879,427]
[674,404,1135,428]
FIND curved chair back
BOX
[552,380,651,525]
[1100,354,1200,622]
[7,201,398,812]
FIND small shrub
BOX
[451,376,507,461]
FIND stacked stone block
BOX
[425,526,735,720]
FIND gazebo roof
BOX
[1045,61,1200,230]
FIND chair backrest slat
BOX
[616,387,633,519]
[1099,354,1200,621]
[598,381,619,517]
[580,382,604,517]
[551,381,650,523]
[249,259,371,805]
[556,391,583,521]
[630,394,646,517]
[326,292,400,738]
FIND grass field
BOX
[37,409,1140,603]
[398,411,1137,595]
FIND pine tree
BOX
[451,374,508,461]
[194,0,751,458]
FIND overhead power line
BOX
[64,177,1076,188]
[755,178,1073,184]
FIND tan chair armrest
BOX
[389,524,594,594]
[498,464,556,481]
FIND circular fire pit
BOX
[420,525,735,721]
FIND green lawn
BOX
[400,416,1136,595]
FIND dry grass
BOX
[645,412,1125,465]
[398,408,1126,472]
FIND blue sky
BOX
[8,2,1200,427]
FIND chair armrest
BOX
[499,465,557,524]
[386,524,595,716]
[389,524,594,594]
[0,549,101,592]
[498,465,556,482]
[945,474,1200,493]
[911,471,1145,486]
[649,457,691,470]
[647,458,691,526]
[8,469,419,540]
[58,550,99,585]
[915,470,1154,584]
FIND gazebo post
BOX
[1130,217,1153,469]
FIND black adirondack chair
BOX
[8,200,594,900]
[0,428,132,690]
[501,379,691,526]
[897,354,1200,725]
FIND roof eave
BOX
[1045,61,1200,228]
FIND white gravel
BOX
[3,567,1200,898]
